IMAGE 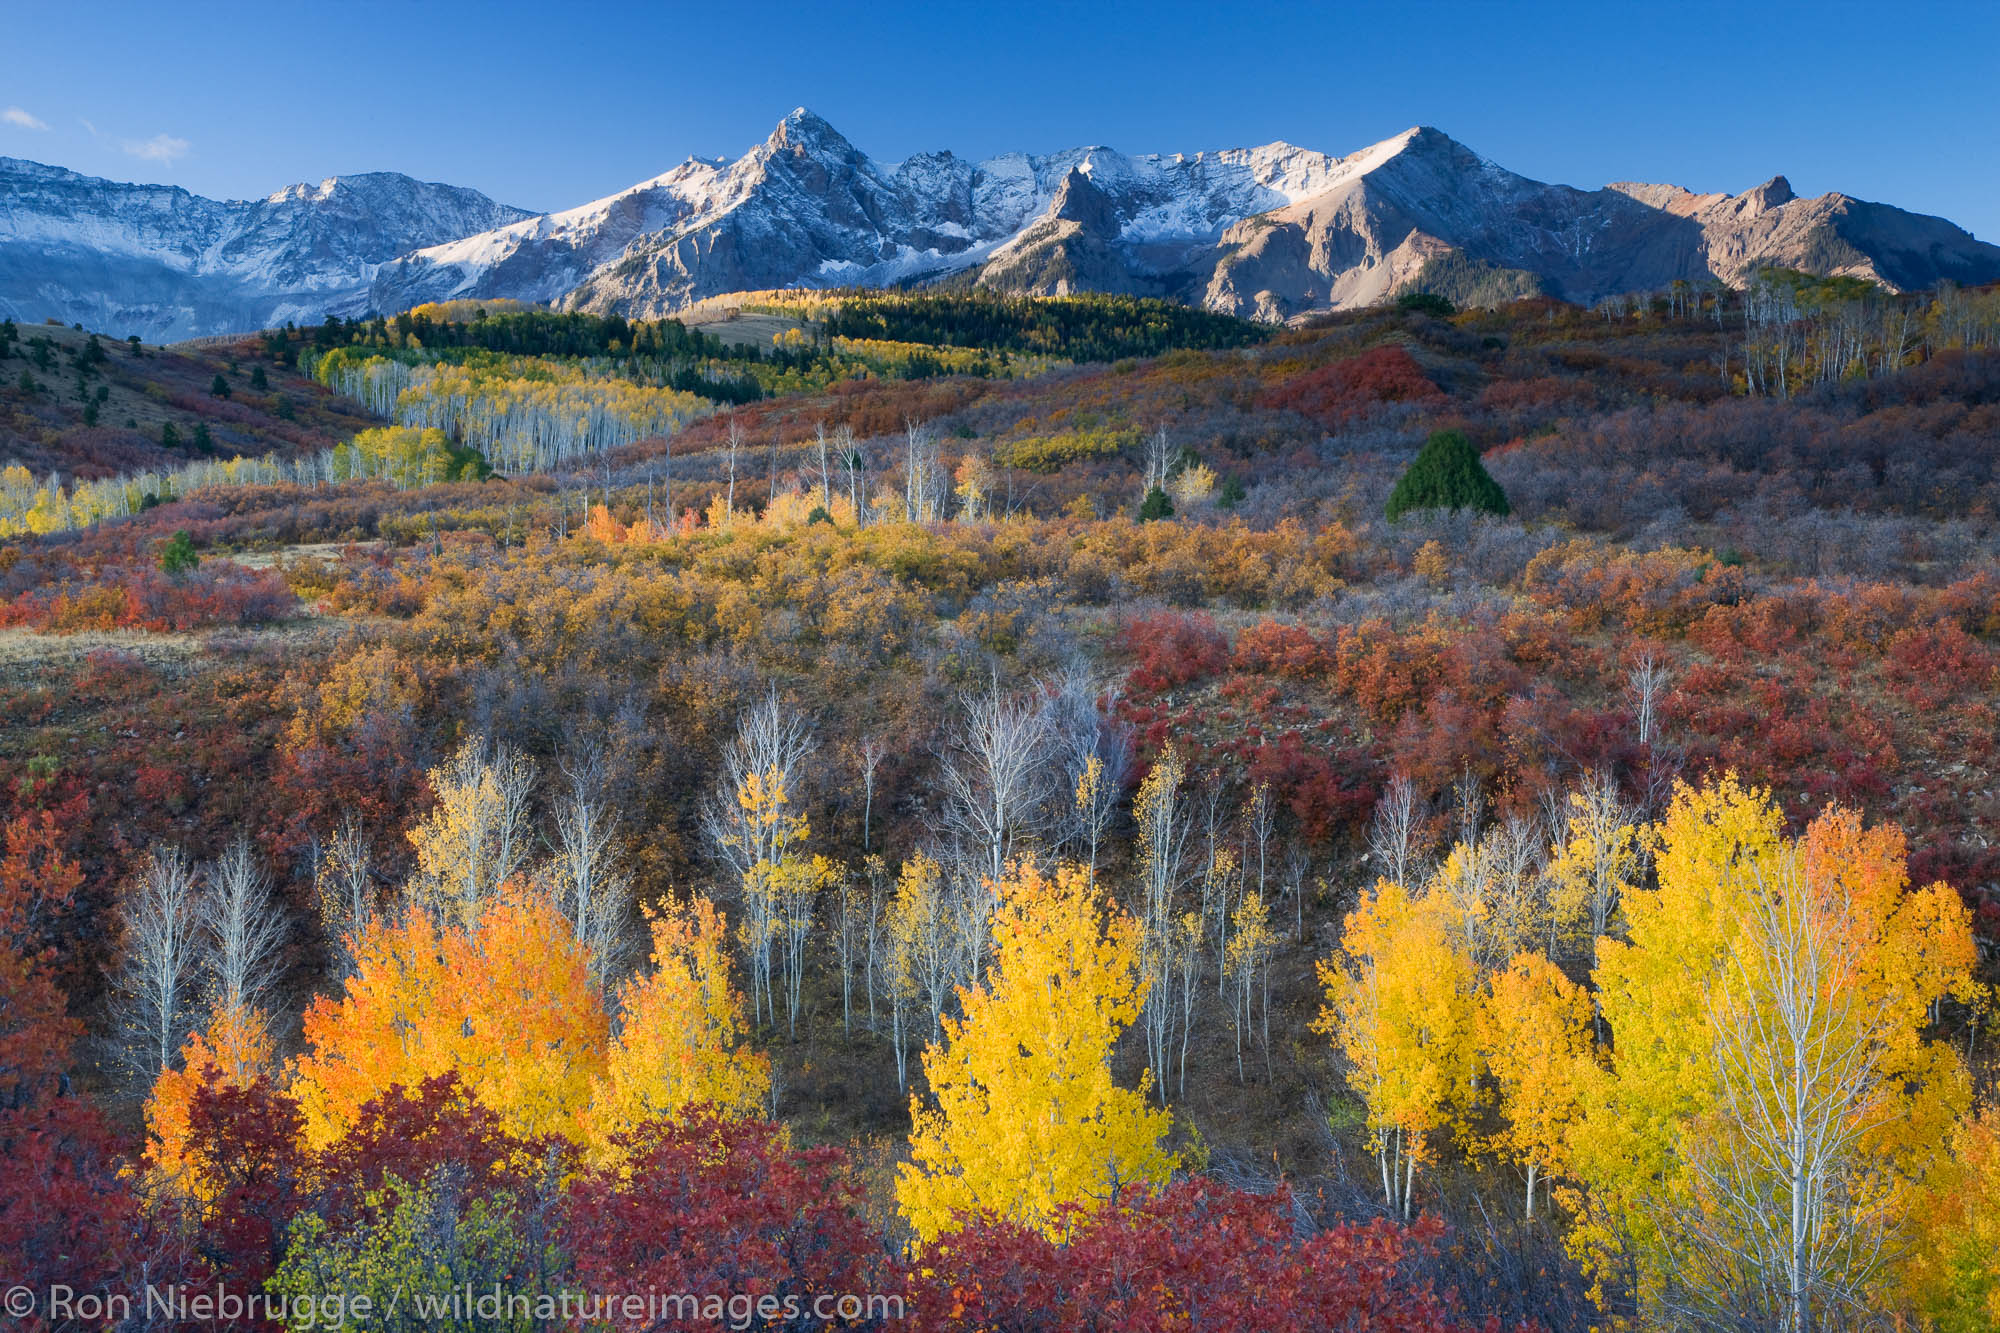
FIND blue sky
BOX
[4,0,1998,239]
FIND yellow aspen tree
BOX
[1568,777,1981,1327]
[897,861,1177,1245]
[1313,879,1478,1219]
[1475,953,1592,1221]
[1074,755,1105,885]
[704,694,815,1030]
[586,896,769,1158]
[289,885,607,1150]
[406,738,536,926]
[1547,776,1643,970]
[1224,888,1277,1083]
[143,1001,275,1200]
[1423,840,1496,973]
[1565,773,1783,1306]
[1897,1106,2000,1332]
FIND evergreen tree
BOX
[209,373,231,399]
[1396,291,1457,317]
[191,422,214,454]
[1138,486,1174,522]
[160,421,178,450]
[249,365,268,391]
[1384,430,1509,521]
[158,531,199,576]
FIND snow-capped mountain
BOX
[373,108,1362,318]
[378,110,2000,322]
[10,111,1999,339]
[0,158,531,340]
[1199,128,2000,319]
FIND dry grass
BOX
[689,311,809,351]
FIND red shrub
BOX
[168,1077,310,1294]
[0,1102,186,1327]
[314,1074,541,1225]
[564,1112,889,1333]
[1261,346,1445,428]
[0,561,297,633]
[1886,622,1997,709]
[908,1177,1513,1332]
[1120,611,1231,694]
[1477,375,1597,414]
[1233,619,1332,679]
[1245,731,1377,842]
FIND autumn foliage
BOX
[1260,345,1446,427]
[908,1178,1513,1332]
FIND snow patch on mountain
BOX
[0,156,530,339]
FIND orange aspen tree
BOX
[1475,952,1592,1221]
[289,885,607,1149]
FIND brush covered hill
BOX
[5,281,2000,1328]
[0,317,380,478]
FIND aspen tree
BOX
[586,895,767,1159]
[1548,774,1642,975]
[1569,777,1981,1328]
[116,846,201,1087]
[290,885,607,1150]
[1133,746,1190,1101]
[703,693,814,1028]
[407,738,536,926]
[1225,888,1277,1083]
[202,835,285,1018]
[549,740,633,989]
[143,1001,276,1200]
[1476,952,1592,1221]
[897,861,1177,1244]
[889,851,958,1055]
[1315,880,1478,1219]
[313,812,374,979]
[936,681,1054,888]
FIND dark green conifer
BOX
[1385,429,1509,521]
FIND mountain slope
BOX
[0,158,532,341]
[11,114,1999,339]
[383,112,2000,322]
[373,108,1357,318]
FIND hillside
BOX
[4,278,2000,1327]
[0,317,379,479]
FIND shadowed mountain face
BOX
[8,113,1997,339]
[0,158,532,340]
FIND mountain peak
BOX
[1740,175,1795,212]
[1049,166,1120,235]
[770,106,849,152]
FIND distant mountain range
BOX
[6,109,1998,341]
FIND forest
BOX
[4,276,2000,1331]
